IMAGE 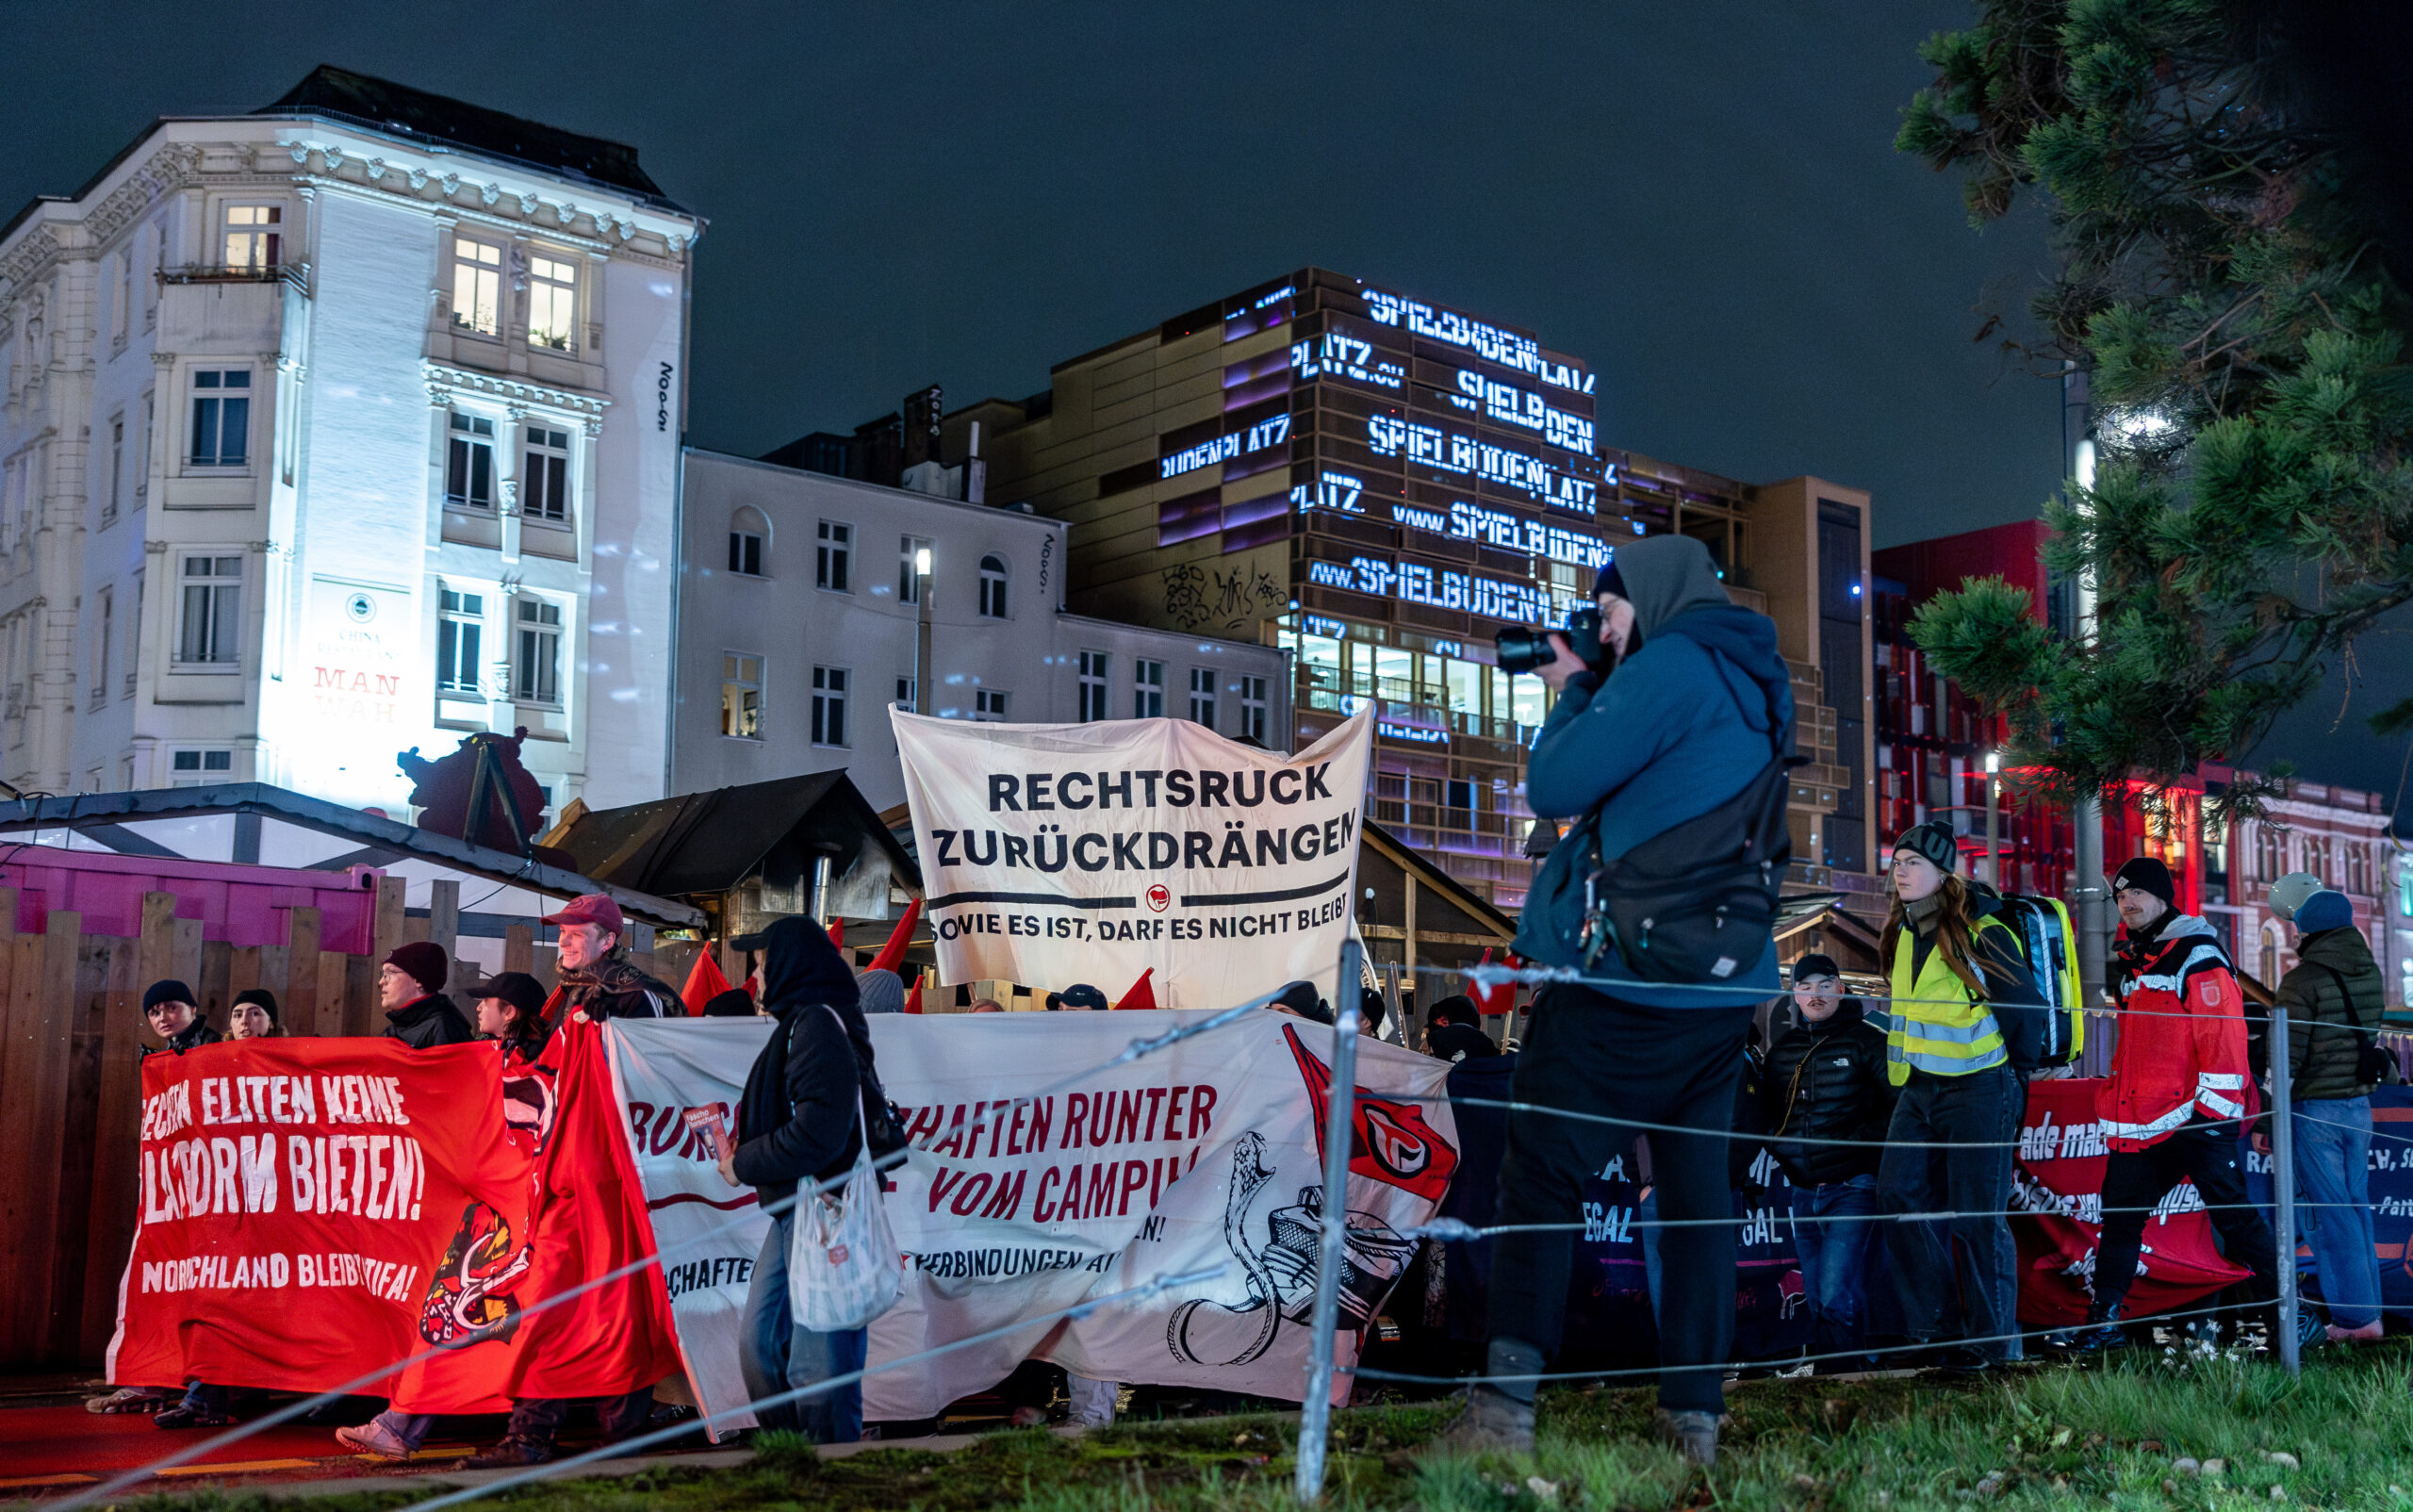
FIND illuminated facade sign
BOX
[1161,410,1292,481]
[1305,554,1551,625]
[1451,370,1594,456]
[1362,288,1594,395]
[1290,469,1610,569]
[1365,415,1596,514]
[1289,333,1404,391]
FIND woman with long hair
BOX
[1874,821,2043,1372]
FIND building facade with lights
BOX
[948,270,1874,909]
[673,449,1290,813]
[0,67,696,817]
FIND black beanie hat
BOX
[471,971,550,1023]
[142,979,195,1012]
[702,987,756,1018]
[1791,953,1841,985]
[1275,979,1334,1024]
[1426,994,1482,1028]
[2111,855,2176,906]
[385,941,450,997]
[233,988,280,1026]
[1892,819,1959,874]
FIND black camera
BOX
[1496,606,1606,678]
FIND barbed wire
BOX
[54,984,1289,1511]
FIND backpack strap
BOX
[2311,962,2374,1043]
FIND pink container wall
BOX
[0,844,381,952]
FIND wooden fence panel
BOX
[287,907,321,1036]
[318,950,351,1039]
[345,954,376,1037]
[48,930,116,1361]
[0,913,81,1362]
[228,944,262,1002]
[81,938,143,1360]
[196,938,232,1033]
[503,923,533,975]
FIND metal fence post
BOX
[1295,938,1364,1504]
[2269,998,2299,1374]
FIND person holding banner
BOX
[723,916,898,1442]
[1442,535,1793,1468]
[227,989,280,1040]
[380,944,472,1047]
[546,895,681,1021]
[140,979,221,1059]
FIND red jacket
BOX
[2096,913,2251,1152]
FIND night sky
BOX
[6,1,2402,822]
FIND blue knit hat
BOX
[2294,890,2354,935]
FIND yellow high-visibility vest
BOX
[1885,915,2015,1086]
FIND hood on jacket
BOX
[758,916,860,1014]
[1610,534,1732,638]
[1613,537,1792,749]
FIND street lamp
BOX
[914,549,933,716]
[1984,750,2002,888]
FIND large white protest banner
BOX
[605,1009,1455,1423]
[890,708,1375,1008]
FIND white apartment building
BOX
[2217,776,2399,998]
[676,450,1293,811]
[0,67,697,816]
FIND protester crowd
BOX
[90,532,2402,1475]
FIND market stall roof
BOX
[0,782,701,929]
[551,769,919,902]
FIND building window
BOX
[523,426,570,522]
[175,555,242,666]
[722,653,763,739]
[816,520,851,592]
[527,254,578,351]
[446,413,496,508]
[978,553,1009,617]
[1077,650,1109,722]
[2304,834,2333,888]
[1239,674,1269,744]
[812,666,848,746]
[222,205,282,271]
[114,251,132,342]
[105,415,124,524]
[437,588,484,694]
[976,689,1009,722]
[899,534,931,604]
[452,238,502,336]
[1189,667,1217,728]
[514,598,562,704]
[171,749,234,787]
[91,587,111,708]
[2254,825,2285,883]
[2347,843,2372,897]
[895,675,916,711]
[729,507,767,576]
[1134,658,1164,718]
[188,370,251,467]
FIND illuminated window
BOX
[528,255,577,351]
[816,519,851,592]
[975,688,1009,722]
[451,238,502,336]
[437,589,484,694]
[188,370,251,467]
[170,749,234,788]
[899,534,931,603]
[514,598,562,704]
[175,555,242,666]
[446,413,496,509]
[812,666,848,746]
[1077,651,1109,722]
[522,426,570,522]
[722,653,763,740]
[978,553,1009,617]
[221,205,282,271]
[1133,659,1164,718]
[1239,675,1269,744]
[729,507,766,576]
[1188,667,1216,729]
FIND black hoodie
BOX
[733,917,890,1205]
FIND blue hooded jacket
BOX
[1510,536,1794,1011]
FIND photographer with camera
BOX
[1438,534,1791,1469]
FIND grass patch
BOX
[116,1344,2413,1511]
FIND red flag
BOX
[680,949,733,1016]
[829,918,845,949]
[904,975,924,1013]
[870,899,924,974]
[1472,948,1519,1015]
[1281,1023,1459,1200]
[1112,968,1157,1011]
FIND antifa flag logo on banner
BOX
[1284,1024,1457,1200]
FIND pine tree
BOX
[1896,0,2413,818]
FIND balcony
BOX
[158,263,294,288]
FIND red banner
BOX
[2014,1077,2251,1326]
[107,1037,523,1392]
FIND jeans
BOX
[2093,1118,2278,1319]
[1485,982,1755,1415]
[742,1211,868,1442]
[2293,1097,2381,1330]
[1878,1066,2021,1360]
[1793,1173,1880,1361]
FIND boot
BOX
[453,1435,554,1470]
[1431,1386,1535,1455]
[2067,1303,2130,1354]
[1654,1408,1719,1466]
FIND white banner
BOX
[606,1008,1455,1424]
[891,709,1376,1009]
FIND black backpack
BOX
[1575,653,1800,985]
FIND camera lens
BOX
[1495,628,1552,677]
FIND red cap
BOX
[540,893,625,934]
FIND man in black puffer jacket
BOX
[1763,955,1893,1366]
[721,916,895,1444]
